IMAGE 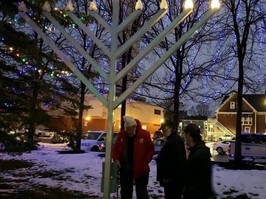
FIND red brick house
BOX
[216,92,266,134]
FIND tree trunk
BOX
[76,83,86,151]
[234,57,244,168]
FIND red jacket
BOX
[112,119,154,179]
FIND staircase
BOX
[215,121,234,136]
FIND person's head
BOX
[159,119,174,137]
[183,123,202,147]
[123,116,137,137]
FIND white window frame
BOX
[230,102,235,109]
[241,115,253,125]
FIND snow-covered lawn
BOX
[0,143,265,199]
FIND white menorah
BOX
[18,0,220,198]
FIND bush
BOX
[0,129,37,152]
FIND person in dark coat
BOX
[182,123,215,199]
[156,119,186,199]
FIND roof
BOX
[243,94,266,112]
[220,93,266,112]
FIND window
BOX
[241,114,253,125]
[244,127,250,133]
[230,102,235,109]
[154,109,161,115]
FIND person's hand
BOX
[115,160,121,168]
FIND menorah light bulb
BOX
[18,1,28,12]
[42,1,51,12]
[135,0,143,10]
[65,1,74,12]
[184,0,194,9]
[89,0,98,11]
[211,0,220,9]
[160,0,168,10]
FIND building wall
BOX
[83,118,106,131]
[50,117,77,131]
[219,95,253,113]
[216,112,266,134]
[217,113,237,133]
[216,93,266,134]
[50,95,164,135]
[256,114,266,133]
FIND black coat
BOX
[183,141,214,199]
[156,132,186,185]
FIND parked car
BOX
[153,137,166,154]
[219,134,234,141]
[81,131,107,152]
[228,133,266,163]
[213,141,230,155]
[50,132,68,144]
[98,132,118,152]
[35,129,54,137]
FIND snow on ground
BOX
[0,142,265,198]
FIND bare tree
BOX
[223,0,266,167]
[52,0,111,151]
[140,0,213,129]
[199,0,266,167]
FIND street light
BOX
[160,0,168,10]
[135,0,143,10]
[89,0,98,12]
[211,0,221,9]
[184,0,194,9]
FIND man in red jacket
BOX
[112,116,154,199]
